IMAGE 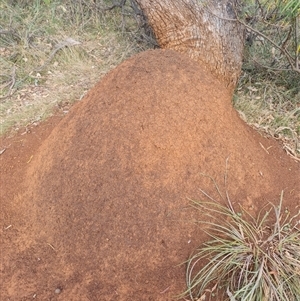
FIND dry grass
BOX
[233,6,300,159]
[0,0,151,135]
[234,70,300,159]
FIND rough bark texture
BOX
[136,0,244,88]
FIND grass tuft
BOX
[184,190,300,301]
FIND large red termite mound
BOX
[1,49,299,300]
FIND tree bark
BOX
[135,0,245,88]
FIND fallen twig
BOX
[36,37,81,72]
[0,66,16,101]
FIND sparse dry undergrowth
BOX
[0,0,151,134]
[234,69,300,160]
[0,1,299,159]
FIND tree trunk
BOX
[135,0,245,88]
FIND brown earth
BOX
[1,49,299,301]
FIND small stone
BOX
[55,288,61,294]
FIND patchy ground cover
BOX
[0,1,152,135]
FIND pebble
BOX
[55,288,61,294]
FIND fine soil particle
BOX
[1,49,299,301]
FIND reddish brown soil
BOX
[1,49,299,301]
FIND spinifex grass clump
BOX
[185,191,300,301]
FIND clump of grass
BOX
[185,190,300,301]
